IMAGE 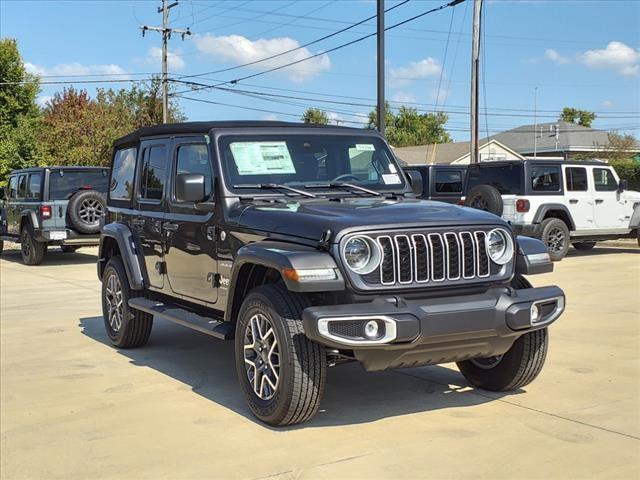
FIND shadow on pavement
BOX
[567,246,639,258]
[80,315,513,429]
[0,247,98,266]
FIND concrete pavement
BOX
[1,245,639,479]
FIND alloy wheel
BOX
[105,272,124,332]
[470,195,488,210]
[546,227,566,254]
[21,230,31,258]
[79,198,104,226]
[469,355,503,369]
[243,313,280,400]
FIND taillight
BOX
[457,199,465,206]
[40,205,52,219]
[516,199,530,212]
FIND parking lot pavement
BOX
[1,245,639,479]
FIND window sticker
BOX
[388,163,398,173]
[382,173,401,184]
[230,141,296,175]
[355,143,375,151]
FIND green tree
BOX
[0,38,42,184]
[560,107,596,128]
[301,107,329,125]
[367,102,451,147]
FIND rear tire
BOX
[61,245,80,253]
[540,217,570,261]
[572,241,596,251]
[20,225,47,265]
[101,256,153,348]
[464,184,504,216]
[235,284,326,426]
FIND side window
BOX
[110,147,137,201]
[27,173,42,200]
[175,144,213,201]
[531,166,560,192]
[434,170,462,193]
[565,167,588,191]
[17,175,27,199]
[8,176,18,199]
[593,168,618,191]
[140,145,167,201]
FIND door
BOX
[164,139,218,304]
[591,167,626,230]
[563,166,593,232]
[9,175,27,234]
[4,176,18,234]
[133,140,169,289]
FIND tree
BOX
[302,108,329,125]
[0,39,42,184]
[560,107,596,128]
[367,102,451,147]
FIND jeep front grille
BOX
[354,228,509,290]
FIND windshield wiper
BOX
[233,183,317,198]
[304,182,384,197]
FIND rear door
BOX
[164,138,218,304]
[133,139,169,289]
[563,165,593,232]
[591,166,626,230]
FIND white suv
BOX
[463,160,640,260]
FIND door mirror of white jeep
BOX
[176,174,206,203]
[618,179,628,192]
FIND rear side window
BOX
[593,168,618,191]
[565,167,588,191]
[466,164,523,195]
[531,166,561,192]
[8,176,18,198]
[140,145,167,201]
[17,175,27,199]
[175,144,213,200]
[49,170,109,200]
[27,173,42,200]
[110,147,137,201]
[434,170,463,193]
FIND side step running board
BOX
[128,297,234,340]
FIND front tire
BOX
[572,241,596,251]
[20,225,47,265]
[101,256,153,348]
[540,217,570,261]
[235,284,326,426]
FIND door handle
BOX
[569,199,578,204]
[595,199,604,204]
[163,222,179,232]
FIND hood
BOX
[234,197,507,242]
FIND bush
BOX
[611,159,640,190]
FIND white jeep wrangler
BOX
[463,160,640,260]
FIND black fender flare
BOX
[224,240,344,322]
[20,209,40,230]
[532,203,576,231]
[98,222,145,290]
[515,235,553,275]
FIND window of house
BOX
[593,168,618,191]
[175,144,213,201]
[27,173,42,200]
[531,165,561,192]
[110,147,137,201]
[565,167,588,191]
[140,145,167,201]
[434,170,463,193]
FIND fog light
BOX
[530,303,541,323]
[364,320,379,339]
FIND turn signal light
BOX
[39,205,52,219]
[516,199,530,212]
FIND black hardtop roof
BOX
[10,166,109,174]
[113,121,373,147]
[467,159,610,168]
[403,164,468,169]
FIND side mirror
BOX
[405,170,424,197]
[618,179,627,192]
[176,174,206,203]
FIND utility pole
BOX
[141,0,191,124]
[533,86,538,159]
[470,0,482,163]
[376,0,385,135]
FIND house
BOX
[394,139,525,165]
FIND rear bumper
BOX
[34,228,100,245]
[302,285,564,371]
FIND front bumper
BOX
[302,285,564,371]
[34,228,100,246]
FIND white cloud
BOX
[391,91,416,104]
[147,46,185,71]
[25,62,128,78]
[581,41,640,77]
[544,48,569,65]
[261,113,279,121]
[36,95,52,107]
[193,34,330,83]
[389,57,441,87]
[601,100,614,108]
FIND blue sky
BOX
[2,0,639,141]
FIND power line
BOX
[253,0,337,38]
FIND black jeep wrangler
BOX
[0,166,108,264]
[97,122,565,426]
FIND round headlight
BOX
[485,229,514,265]
[343,236,381,275]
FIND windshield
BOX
[49,170,109,199]
[218,134,405,194]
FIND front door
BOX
[134,140,169,289]
[5,176,19,234]
[563,165,594,233]
[591,167,626,230]
[164,138,218,304]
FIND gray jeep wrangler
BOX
[97,121,565,426]
[0,167,108,264]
